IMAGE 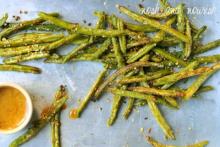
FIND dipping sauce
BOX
[0,86,26,131]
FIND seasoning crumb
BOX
[24,11,28,14]
[83,20,87,24]
[188,127,192,131]
[144,117,148,120]
[138,4,144,9]
[148,128,152,134]
[100,107,103,111]
[19,10,23,14]
[88,23,92,26]
[140,127,144,133]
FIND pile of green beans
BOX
[4,0,220,146]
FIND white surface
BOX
[0,0,219,147]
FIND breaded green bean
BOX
[161,61,200,89]
[63,43,90,63]
[117,5,190,43]
[194,54,220,63]
[94,61,163,98]
[123,97,135,119]
[89,38,111,60]
[153,48,187,67]
[27,24,65,32]
[193,26,207,42]
[112,37,125,68]
[109,88,154,101]
[158,37,181,47]
[177,4,185,34]
[184,64,220,100]
[146,136,208,147]
[74,68,107,118]
[51,113,60,147]
[0,12,59,39]
[125,22,157,32]
[118,69,172,84]
[9,89,68,147]
[38,12,77,30]
[164,96,179,109]
[153,66,211,86]
[107,94,122,126]
[0,64,41,74]
[3,52,50,64]
[184,19,192,59]
[129,87,184,97]
[127,39,151,49]
[0,44,47,57]
[193,39,220,54]
[0,33,64,48]
[0,13,8,27]
[195,85,214,95]
[127,43,156,63]
[148,99,175,139]
[117,18,127,54]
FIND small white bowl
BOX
[0,82,33,134]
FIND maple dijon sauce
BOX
[0,86,26,131]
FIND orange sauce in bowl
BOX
[0,86,26,131]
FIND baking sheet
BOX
[0,0,219,146]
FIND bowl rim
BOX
[0,82,33,134]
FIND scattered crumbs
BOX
[106,98,111,103]
[88,23,92,26]
[24,11,28,14]
[144,117,148,120]
[83,20,87,24]
[19,10,23,14]
[188,127,192,131]
[100,107,103,111]
[148,128,152,134]
[140,127,144,133]
[13,15,21,21]
[138,4,144,9]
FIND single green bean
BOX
[193,39,220,54]
[107,95,122,126]
[117,17,127,54]
[0,64,41,74]
[118,69,172,84]
[0,13,8,27]
[194,54,220,63]
[127,43,156,63]
[184,19,192,59]
[74,68,107,118]
[51,113,60,147]
[184,66,220,100]
[129,86,184,97]
[148,99,175,139]
[123,98,135,119]
[193,26,207,42]
[125,22,157,32]
[127,39,151,49]
[27,24,65,32]
[3,52,50,64]
[153,66,211,86]
[158,37,181,47]
[153,48,187,67]
[112,37,125,68]
[164,96,179,109]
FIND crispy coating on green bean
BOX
[127,43,156,63]
[3,52,50,64]
[193,39,220,54]
[153,48,187,67]
[123,97,135,119]
[0,13,8,27]
[129,86,185,97]
[112,37,125,68]
[184,19,192,59]
[153,66,211,86]
[0,64,41,74]
[27,24,65,32]
[148,99,175,139]
[193,26,207,42]
[125,22,157,32]
[74,68,107,118]
[0,33,64,48]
